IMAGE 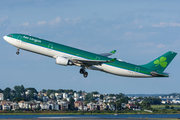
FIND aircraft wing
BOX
[99,50,116,57]
[71,58,116,66]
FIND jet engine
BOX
[55,56,73,66]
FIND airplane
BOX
[3,33,177,78]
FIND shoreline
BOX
[0,112,180,115]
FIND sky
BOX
[1,0,180,94]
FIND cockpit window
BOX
[8,35,13,37]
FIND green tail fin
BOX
[141,51,177,72]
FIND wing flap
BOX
[71,58,116,66]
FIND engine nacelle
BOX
[55,56,73,66]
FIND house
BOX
[161,100,166,104]
[74,93,80,98]
[78,105,87,111]
[50,94,55,99]
[126,103,138,110]
[166,99,172,104]
[40,102,49,110]
[74,101,83,108]
[55,93,62,99]
[47,101,59,110]
[121,103,126,108]
[2,103,11,110]
[0,93,3,101]
[18,100,26,109]
[12,102,19,110]
[63,93,68,99]
[128,100,135,104]
[87,102,95,111]
[1,101,12,110]
[58,101,68,110]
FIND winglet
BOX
[110,50,116,54]
[111,58,116,62]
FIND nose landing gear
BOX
[79,68,88,78]
[16,48,20,55]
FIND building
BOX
[63,93,68,99]
[40,102,49,110]
[74,101,83,108]
[58,101,68,110]
[12,102,19,110]
[1,101,12,110]
[126,103,138,110]
[18,100,29,109]
[0,93,3,101]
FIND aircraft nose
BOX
[3,35,7,41]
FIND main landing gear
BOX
[79,68,88,78]
[16,48,20,55]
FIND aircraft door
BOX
[135,67,140,74]
[48,44,53,50]
[17,35,22,43]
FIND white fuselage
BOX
[3,36,152,78]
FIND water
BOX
[0,114,180,119]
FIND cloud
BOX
[156,43,166,48]
[153,22,180,27]
[49,16,61,25]
[169,22,180,27]
[139,25,143,28]
[37,21,47,25]
[0,16,8,22]
[22,22,29,26]
[153,22,168,27]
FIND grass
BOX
[151,105,180,109]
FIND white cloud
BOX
[0,16,8,22]
[139,25,143,28]
[153,22,168,27]
[37,21,46,25]
[169,22,180,27]
[153,22,180,27]
[49,16,61,25]
[22,22,29,26]
[156,43,165,48]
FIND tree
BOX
[171,106,174,109]
[100,95,104,99]
[119,97,130,104]
[25,88,38,94]
[0,89,3,93]
[140,101,151,110]
[116,93,125,99]
[91,91,99,94]
[85,93,93,101]
[109,94,115,97]
[143,97,161,105]
[78,90,82,95]
[3,87,11,100]
[42,89,47,93]
[69,97,75,110]
[165,105,169,109]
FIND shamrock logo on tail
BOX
[154,57,167,67]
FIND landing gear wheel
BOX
[79,69,84,74]
[16,51,19,55]
[16,48,20,55]
[83,72,88,78]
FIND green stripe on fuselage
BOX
[9,34,152,76]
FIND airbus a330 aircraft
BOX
[3,34,177,78]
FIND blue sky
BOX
[1,0,180,94]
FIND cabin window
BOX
[8,35,13,37]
